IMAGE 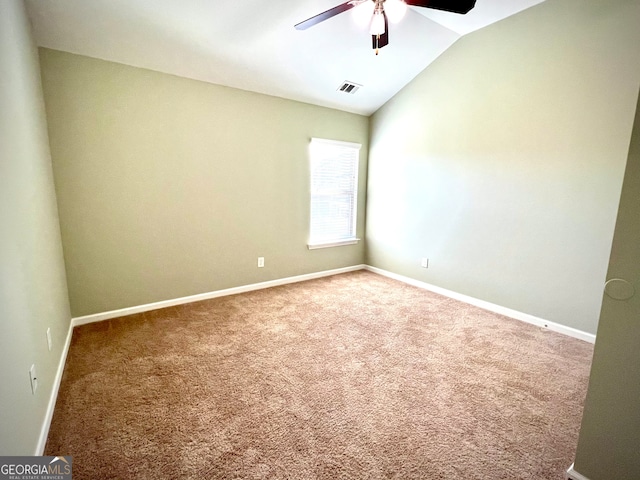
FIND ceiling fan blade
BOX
[406,0,476,14]
[295,2,358,30]
[371,11,389,52]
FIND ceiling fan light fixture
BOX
[384,0,407,23]
[352,0,375,27]
[369,11,385,35]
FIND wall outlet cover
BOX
[29,364,38,394]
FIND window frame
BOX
[307,137,361,250]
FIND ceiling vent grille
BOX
[337,81,362,94]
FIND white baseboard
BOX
[72,265,367,327]
[364,266,596,344]
[35,319,74,455]
[566,463,591,480]
[72,263,598,339]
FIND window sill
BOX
[307,238,360,250]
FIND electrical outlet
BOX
[421,258,429,268]
[257,257,265,268]
[29,364,37,395]
[46,327,52,351]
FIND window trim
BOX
[307,137,361,249]
[307,238,360,250]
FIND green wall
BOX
[366,0,640,335]
[573,90,640,479]
[7,0,639,459]
[39,49,369,317]
[0,0,72,455]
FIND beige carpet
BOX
[45,271,593,479]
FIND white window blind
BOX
[308,138,360,249]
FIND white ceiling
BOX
[25,0,545,116]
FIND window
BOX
[308,138,360,249]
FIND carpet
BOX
[45,270,593,479]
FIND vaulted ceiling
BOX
[26,0,545,115]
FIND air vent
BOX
[337,81,362,94]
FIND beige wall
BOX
[573,90,640,479]
[0,1,72,455]
[39,49,369,317]
[366,0,640,334]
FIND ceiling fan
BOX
[295,0,476,54]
